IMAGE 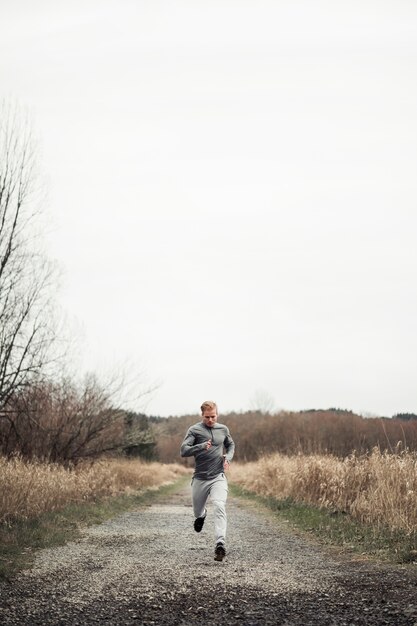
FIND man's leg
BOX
[210,474,228,547]
[191,478,209,525]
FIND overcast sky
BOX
[1,1,416,417]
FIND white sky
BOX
[1,0,416,417]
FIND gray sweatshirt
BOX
[180,422,235,480]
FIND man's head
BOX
[201,400,218,427]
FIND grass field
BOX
[0,456,190,579]
[2,450,417,579]
[230,449,417,563]
[0,456,189,524]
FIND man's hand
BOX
[223,457,230,471]
[205,439,212,450]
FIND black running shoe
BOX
[214,542,226,561]
[194,511,206,533]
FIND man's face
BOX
[202,409,218,427]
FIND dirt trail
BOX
[1,483,416,625]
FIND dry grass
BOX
[230,448,417,534]
[0,456,190,524]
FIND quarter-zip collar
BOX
[203,422,214,442]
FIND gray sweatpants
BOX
[191,473,228,546]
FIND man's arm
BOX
[180,428,209,458]
[223,428,235,463]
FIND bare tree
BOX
[0,102,158,461]
[0,101,56,412]
[0,372,158,463]
[249,388,276,414]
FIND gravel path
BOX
[1,482,417,625]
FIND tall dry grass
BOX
[0,456,189,524]
[231,449,417,533]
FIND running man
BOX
[180,400,235,561]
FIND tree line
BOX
[153,409,417,463]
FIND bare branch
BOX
[0,100,57,410]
